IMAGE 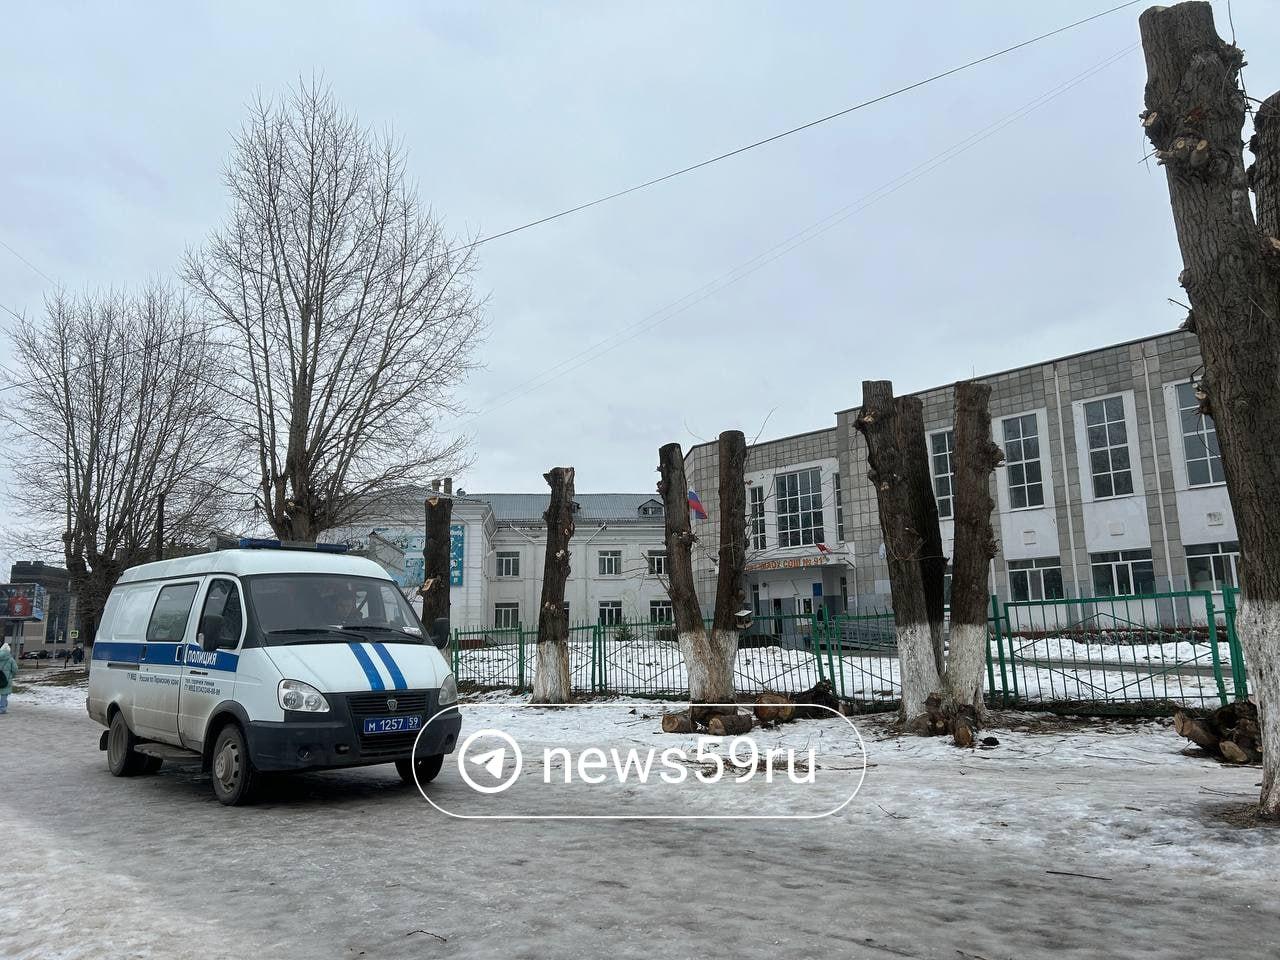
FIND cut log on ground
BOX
[707,713,754,737]
[791,679,844,719]
[1173,701,1262,763]
[661,710,693,734]
[754,692,796,726]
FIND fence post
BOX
[985,594,998,707]
[517,627,525,691]
[1198,593,1228,716]
[451,627,460,678]
[819,610,840,696]
[597,623,607,693]
[990,594,1011,707]
[810,612,827,684]
[1222,586,1249,700]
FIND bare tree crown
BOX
[185,80,487,539]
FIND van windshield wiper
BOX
[341,624,422,642]
[267,627,368,643]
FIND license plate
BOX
[362,715,422,735]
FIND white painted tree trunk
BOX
[941,623,987,714]
[531,639,570,704]
[898,622,941,722]
[679,628,738,703]
[1237,600,1280,816]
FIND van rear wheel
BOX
[396,754,444,786]
[211,724,258,806]
[107,712,147,777]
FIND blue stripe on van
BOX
[89,641,239,672]
[347,642,385,691]
[370,643,407,690]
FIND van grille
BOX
[345,690,434,760]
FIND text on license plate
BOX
[362,715,423,735]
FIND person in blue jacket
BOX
[0,640,17,714]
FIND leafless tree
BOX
[0,285,238,644]
[1139,1,1280,816]
[185,80,487,541]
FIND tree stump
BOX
[707,713,754,737]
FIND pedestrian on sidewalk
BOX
[0,640,17,714]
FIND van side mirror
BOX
[431,617,450,650]
[199,614,225,652]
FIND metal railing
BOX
[448,589,1251,715]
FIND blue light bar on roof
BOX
[238,538,349,554]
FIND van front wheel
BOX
[107,712,147,777]
[211,724,258,806]
[396,754,444,786]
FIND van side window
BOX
[146,583,199,643]
[201,579,244,648]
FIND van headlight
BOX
[438,673,458,706]
[278,679,330,713]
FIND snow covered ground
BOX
[4,675,1279,959]
[455,636,1242,707]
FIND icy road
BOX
[4,683,1279,960]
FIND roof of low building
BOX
[464,492,663,523]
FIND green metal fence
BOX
[449,589,1251,715]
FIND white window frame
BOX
[495,551,520,578]
[775,467,824,548]
[1185,541,1239,593]
[1089,549,1155,597]
[834,472,845,542]
[1175,381,1225,488]
[649,599,673,623]
[1007,557,1064,602]
[1001,413,1046,511]
[598,550,622,577]
[748,484,766,551]
[646,550,667,576]
[929,429,955,519]
[494,603,520,629]
[1081,394,1136,500]
[598,600,623,626]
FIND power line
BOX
[454,0,1142,253]
[456,44,1138,428]
[0,238,61,289]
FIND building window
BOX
[834,472,845,542]
[930,430,955,519]
[775,467,824,547]
[1176,382,1224,486]
[598,550,622,576]
[1002,414,1045,509]
[598,600,623,625]
[748,485,766,551]
[495,551,520,578]
[1084,396,1133,498]
[1008,557,1064,602]
[649,599,673,623]
[1090,549,1154,597]
[646,550,667,576]
[639,502,665,518]
[494,603,520,629]
[1185,541,1239,592]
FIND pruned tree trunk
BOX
[943,381,1002,717]
[896,396,948,674]
[658,439,738,710]
[531,467,575,704]
[1140,1,1280,817]
[420,495,452,632]
[856,381,940,724]
[708,430,748,699]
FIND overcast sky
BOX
[2,1,1278,568]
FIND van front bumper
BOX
[246,693,461,772]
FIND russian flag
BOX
[687,490,708,520]
[816,542,832,555]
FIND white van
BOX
[86,542,461,805]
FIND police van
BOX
[86,541,461,805]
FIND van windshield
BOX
[245,574,424,644]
